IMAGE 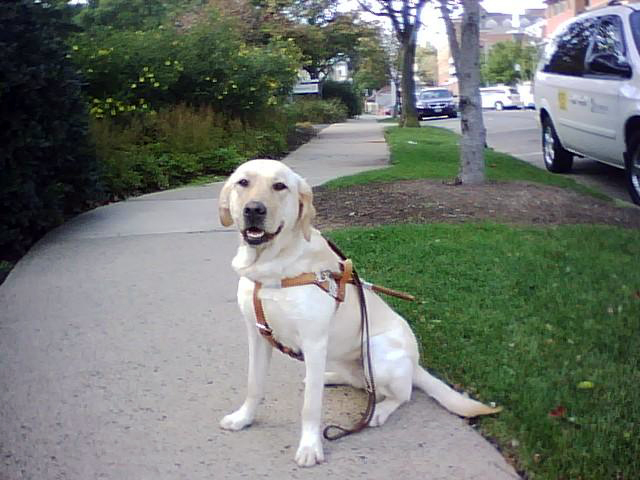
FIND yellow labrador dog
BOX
[218,159,500,467]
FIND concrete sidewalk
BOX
[0,116,519,479]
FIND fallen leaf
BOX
[549,405,567,418]
[577,381,594,389]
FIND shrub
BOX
[91,104,296,198]
[322,80,362,117]
[0,1,101,260]
[285,98,348,124]
[69,11,302,120]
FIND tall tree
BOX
[439,0,485,184]
[358,0,428,127]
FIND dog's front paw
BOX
[295,439,324,467]
[220,408,253,431]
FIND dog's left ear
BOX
[298,176,316,242]
[218,177,234,227]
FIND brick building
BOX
[544,0,612,35]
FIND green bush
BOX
[69,10,302,120]
[322,80,362,117]
[285,98,348,124]
[0,1,101,260]
[92,104,296,198]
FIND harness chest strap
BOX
[252,260,354,361]
[251,259,414,361]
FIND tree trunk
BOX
[400,38,419,128]
[457,0,485,184]
[441,0,486,184]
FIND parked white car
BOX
[480,86,524,110]
[534,1,640,205]
[518,81,535,109]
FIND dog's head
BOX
[218,159,316,247]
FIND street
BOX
[423,109,632,204]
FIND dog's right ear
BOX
[218,178,234,227]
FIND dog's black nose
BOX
[243,201,267,222]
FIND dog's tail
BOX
[413,366,502,417]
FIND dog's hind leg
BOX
[324,361,366,388]
[367,334,414,427]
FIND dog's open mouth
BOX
[242,224,283,246]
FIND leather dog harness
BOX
[252,259,354,361]
[250,238,414,440]
[252,259,414,361]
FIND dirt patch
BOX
[313,179,640,230]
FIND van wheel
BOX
[494,101,504,111]
[626,135,640,205]
[542,117,573,173]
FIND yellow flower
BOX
[153,82,160,87]
[72,45,79,51]
[106,98,113,103]
[143,67,149,72]
[131,83,137,89]
[165,61,171,66]
[139,77,145,82]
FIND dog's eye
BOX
[237,179,249,187]
[273,182,288,191]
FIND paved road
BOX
[0,117,518,480]
[424,109,633,204]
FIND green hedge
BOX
[285,97,348,124]
[322,80,362,117]
[0,1,102,260]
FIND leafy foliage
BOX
[92,104,293,199]
[75,0,200,31]
[322,80,362,117]
[481,40,539,85]
[285,97,348,124]
[0,0,101,260]
[70,12,302,120]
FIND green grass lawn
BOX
[323,126,639,478]
[326,126,608,200]
[327,224,640,479]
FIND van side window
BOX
[589,16,626,62]
[542,17,596,76]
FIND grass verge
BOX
[326,126,608,200]
[326,223,639,479]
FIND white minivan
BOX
[480,86,524,110]
[534,1,640,205]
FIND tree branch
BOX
[439,0,461,75]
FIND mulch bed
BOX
[313,179,640,230]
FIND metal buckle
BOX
[255,323,272,335]
[316,270,338,298]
